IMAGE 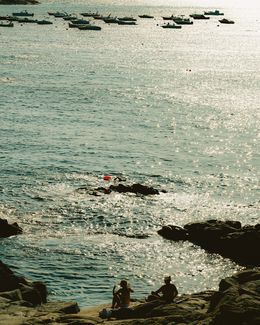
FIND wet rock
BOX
[109,183,160,195]
[0,261,46,304]
[158,220,260,266]
[0,218,23,238]
[157,225,188,241]
[209,269,260,325]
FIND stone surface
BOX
[0,218,22,238]
[1,263,260,324]
[158,220,260,266]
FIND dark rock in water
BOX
[158,225,188,241]
[76,182,162,196]
[109,183,160,195]
[158,220,260,266]
[0,218,23,238]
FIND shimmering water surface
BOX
[0,0,259,307]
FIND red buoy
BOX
[103,175,111,181]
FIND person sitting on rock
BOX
[147,276,178,303]
[111,280,134,309]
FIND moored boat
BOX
[204,10,224,16]
[36,20,53,25]
[189,14,210,20]
[117,20,136,25]
[162,15,174,20]
[173,16,193,25]
[78,24,101,30]
[117,16,136,21]
[138,14,154,19]
[103,17,119,24]
[12,10,34,17]
[161,22,181,29]
[80,12,99,17]
[219,18,234,24]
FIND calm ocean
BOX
[0,0,259,307]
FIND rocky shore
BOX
[158,219,260,266]
[1,259,260,325]
[1,218,260,324]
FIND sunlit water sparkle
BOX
[0,0,259,307]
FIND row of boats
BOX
[0,9,235,29]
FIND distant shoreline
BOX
[0,0,39,4]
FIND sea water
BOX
[0,0,259,307]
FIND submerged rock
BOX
[0,218,23,238]
[158,220,260,266]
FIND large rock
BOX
[0,218,22,238]
[209,269,260,325]
[158,220,260,266]
[109,183,160,195]
[0,261,46,304]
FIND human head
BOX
[164,276,171,284]
[120,280,128,288]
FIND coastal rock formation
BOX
[1,260,260,324]
[77,183,161,196]
[0,218,22,238]
[0,261,79,325]
[0,260,46,305]
[99,269,260,324]
[158,220,260,266]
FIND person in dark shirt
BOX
[147,276,178,303]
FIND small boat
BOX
[189,14,210,20]
[81,12,99,17]
[12,10,34,17]
[36,20,53,25]
[117,16,136,22]
[78,24,101,30]
[161,22,181,29]
[219,18,235,24]
[103,17,119,24]
[53,12,68,18]
[0,21,14,27]
[70,19,89,25]
[63,15,78,21]
[138,14,154,19]
[173,17,193,25]
[162,15,174,20]
[204,10,224,16]
[117,20,136,25]
[17,17,37,23]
